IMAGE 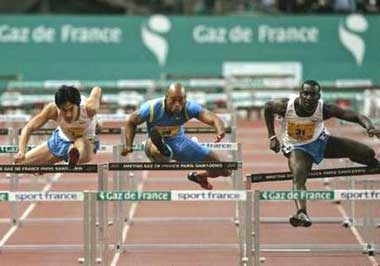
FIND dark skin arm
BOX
[323,103,376,137]
[264,98,288,153]
[197,110,226,142]
[120,111,145,156]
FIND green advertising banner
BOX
[0,14,379,82]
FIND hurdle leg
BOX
[97,164,109,265]
[112,145,119,227]
[114,146,124,253]
[234,144,243,225]
[9,128,19,225]
[82,191,90,265]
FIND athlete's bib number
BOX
[68,127,85,138]
[287,122,315,141]
[155,126,180,137]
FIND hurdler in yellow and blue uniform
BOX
[138,97,209,162]
[122,82,229,190]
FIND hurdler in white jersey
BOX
[281,95,326,146]
[15,85,102,169]
[264,80,380,228]
[57,96,97,141]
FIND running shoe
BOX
[68,147,80,169]
[187,172,213,190]
[289,210,312,227]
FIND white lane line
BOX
[110,170,148,266]
[335,204,378,266]
[0,173,62,247]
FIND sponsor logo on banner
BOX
[97,191,171,201]
[172,190,246,201]
[201,143,237,150]
[141,15,172,66]
[10,192,83,201]
[260,190,334,201]
[193,24,319,44]
[339,14,368,65]
[0,24,122,44]
[335,190,380,200]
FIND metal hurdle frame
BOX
[244,166,380,266]
[0,164,99,253]
[247,189,380,266]
[248,166,380,227]
[92,161,243,265]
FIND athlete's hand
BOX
[368,128,380,138]
[215,132,225,143]
[269,137,281,153]
[14,151,26,164]
[120,146,133,156]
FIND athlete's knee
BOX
[291,167,308,185]
[349,147,376,163]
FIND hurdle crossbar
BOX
[0,161,240,173]
[108,161,241,171]
[249,166,380,183]
[0,164,98,173]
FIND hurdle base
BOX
[342,217,353,228]
[77,257,102,264]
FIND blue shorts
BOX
[166,136,210,162]
[47,129,99,162]
[282,132,329,164]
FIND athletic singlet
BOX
[138,97,203,139]
[281,96,325,145]
[56,96,96,141]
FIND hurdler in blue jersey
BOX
[121,82,231,190]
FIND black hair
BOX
[301,80,321,92]
[55,85,81,108]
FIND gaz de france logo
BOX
[141,15,172,66]
[338,14,368,65]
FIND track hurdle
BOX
[84,189,247,266]
[0,164,99,226]
[248,166,380,227]
[245,166,380,266]
[245,189,380,266]
[95,161,243,265]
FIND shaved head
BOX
[166,83,186,98]
[165,83,186,114]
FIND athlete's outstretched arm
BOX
[15,103,58,163]
[264,98,288,153]
[86,86,102,117]
[197,110,225,142]
[323,103,375,135]
[121,111,145,156]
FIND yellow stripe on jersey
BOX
[149,100,154,123]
